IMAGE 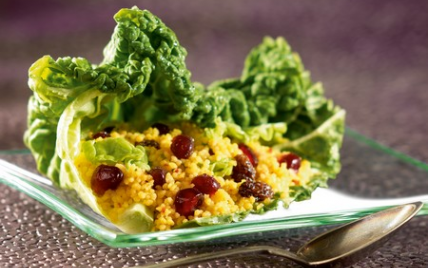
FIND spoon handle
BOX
[138,245,307,268]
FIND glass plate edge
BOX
[0,128,427,247]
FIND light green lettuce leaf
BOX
[81,137,149,168]
[178,211,250,228]
[274,109,346,179]
[177,192,282,228]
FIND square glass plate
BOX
[0,128,427,248]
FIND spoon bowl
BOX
[141,202,423,268]
[296,202,423,267]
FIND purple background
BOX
[0,1,427,267]
[1,0,427,163]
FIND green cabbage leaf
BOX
[24,7,198,233]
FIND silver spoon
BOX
[141,202,423,268]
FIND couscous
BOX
[75,121,313,231]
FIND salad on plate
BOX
[24,7,345,233]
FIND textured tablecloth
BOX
[1,0,427,267]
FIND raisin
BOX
[91,165,124,196]
[231,154,256,182]
[232,173,254,183]
[171,134,194,159]
[192,174,220,196]
[238,180,255,198]
[136,140,160,149]
[174,188,203,217]
[239,181,274,201]
[238,143,258,167]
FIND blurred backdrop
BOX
[1,0,427,162]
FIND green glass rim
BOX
[344,128,428,172]
[1,127,427,247]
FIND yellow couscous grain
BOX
[75,121,314,231]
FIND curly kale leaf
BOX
[191,37,312,129]
[102,7,198,119]
[191,37,345,181]
[191,37,342,138]
[24,7,198,184]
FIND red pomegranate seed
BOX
[174,188,203,216]
[192,174,220,196]
[278,153,301,171]
[149,167,166,188]
[238,143,258,167]
[91,165,124,196]
[171,134,194,159]
[231,154,256,182]
[152,123,170,135]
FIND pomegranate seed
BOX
[231,154,256,182]
[174,188,203,216]
[238,143,258,167]
[149,167,166,188]
[171,134,194,159]
[278,153,301,171]
[192,174,220,196]
[92,131,110,139]
[152,123,170,135]
[91,165,124,196]
[239,181,274,201]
